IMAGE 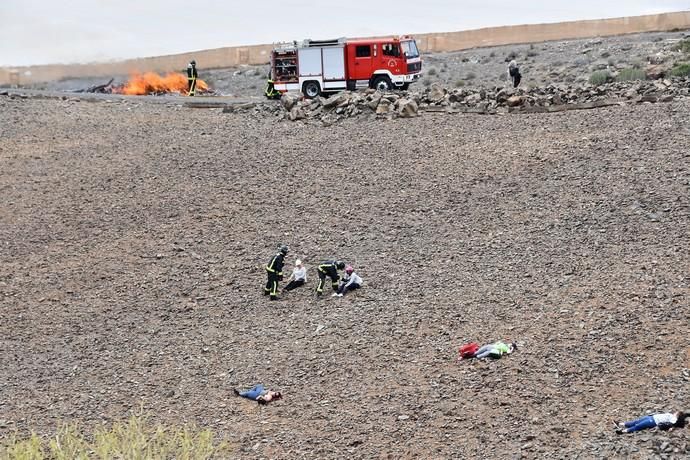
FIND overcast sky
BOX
[1,0,688,66]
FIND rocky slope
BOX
[0,86,689,458]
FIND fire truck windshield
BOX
[401,40,419,59]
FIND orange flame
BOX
[117,72,208,95]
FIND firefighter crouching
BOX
[264,71,281,99]
[315,260,345,296]
[187,60,198,96]
[265,245,288,300]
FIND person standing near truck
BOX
[187,60,198,96]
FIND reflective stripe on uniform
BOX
[266,255,279,272]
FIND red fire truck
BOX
[269,36,422,98]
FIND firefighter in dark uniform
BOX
[265,245,288,300]
[187,60,198,96]
[315,260,345,296]
[264,70,281,99]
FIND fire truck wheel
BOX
[302,81,321,98]
[372,76,393,92]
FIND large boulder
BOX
[506,95,524,107]
[397,98,418,118]
[496,87,515,103]
[281,93,300,111]
[464,93,481,105]
[645,64,668,80]
[368,92,382,110]
[427,83,446,103]
[376,98,392,114]
[288,106,306,120]
[323,92,349,109]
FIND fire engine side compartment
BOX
[322,47,345,81]
[297,45,347,91]
[298,48,322,76]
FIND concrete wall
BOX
[2,11,689,86]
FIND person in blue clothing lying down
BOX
[233,384,282,405]
[614,411,687,434]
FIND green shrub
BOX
[600,51,611,58]
[672,38,690,53]
[0,415,231,460]
[422,77,432,87]
[589,70,611,85]
[616,68,646,81]
[455,80,465,87]
[465,72,476,80]
[670,62,690,77]
[427,67,437,76]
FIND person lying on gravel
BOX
[332,265,362,297]
[614,412,687,434]
[233,384,282,405]
[473,341,517,359]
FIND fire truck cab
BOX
[270,36,421,98]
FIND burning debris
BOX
[77,72,211,96]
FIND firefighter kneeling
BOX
[315,260,345,296]
[264,245,288,300]
[264,72,281,99]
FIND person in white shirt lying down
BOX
[614,411,687,433]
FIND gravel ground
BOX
[1,93,689,458]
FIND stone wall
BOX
[2,11,689,85]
